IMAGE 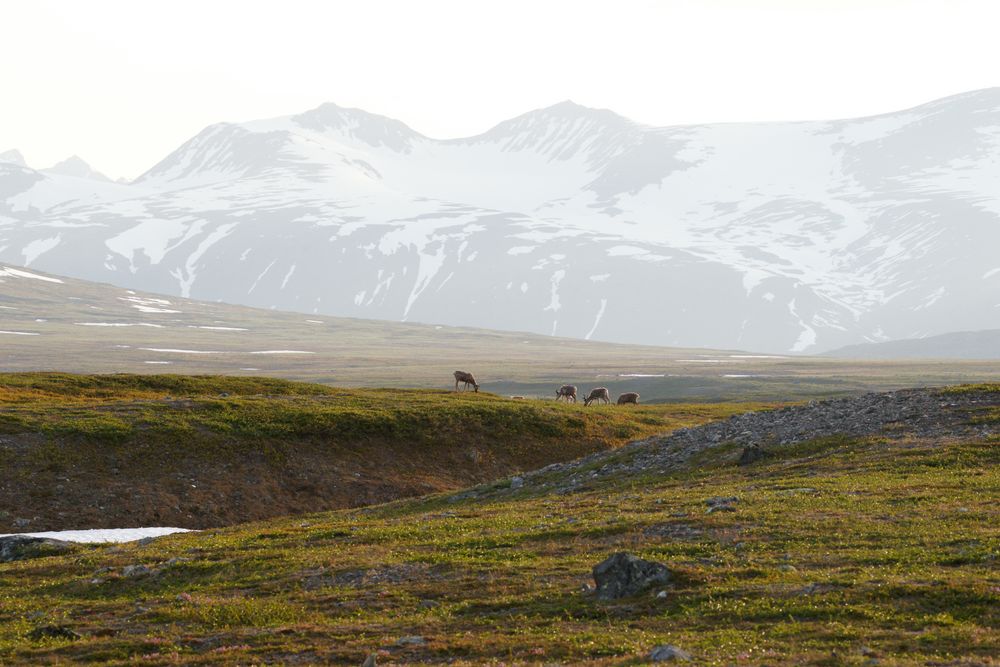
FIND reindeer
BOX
[583,387,611,406]
[617,392,640,405]
[555,385,578,402]
[453,370,480,392]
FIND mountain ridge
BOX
[2,89,999,352]
[826,328,1000,359]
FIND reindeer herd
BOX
[454,371,639,406]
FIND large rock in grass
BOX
[27,625,82,641]
[592,552,671,600]
[649,644,692,662]
[0,535,74,562]
[738,444,765,466]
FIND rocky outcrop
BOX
[0,535,74,562]
[592,552,671,600]
[649,645,692,662]
[497,387,998,496]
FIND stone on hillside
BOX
[592,552,671,600]
[12,517,31,528]
[0,535,74,562]
[649,644,692,661]
[361,654,377,667]
[394,635,427,647]
[738,444,765,466]
[122,564,155,578]
[705,496,739,513]
[28,625,81,641]
[510,476,524,489]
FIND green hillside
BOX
[1,384,996,665]
[0,373,762,530]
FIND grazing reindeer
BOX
[555,385,578,402]
[453,370,480,392]
[617,392,640,405]
[583,387,611,406]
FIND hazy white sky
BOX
[2,0,999,180]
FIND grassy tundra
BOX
[0,373,766,530]
[4,266,1000,402]
[0,388,996,664]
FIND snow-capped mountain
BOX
[42,155,112,182]
[0,149,28,168]
[2,90,1000,352]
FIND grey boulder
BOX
[649,644,692,661]
[592,552,671,600]
[0,535,74,562]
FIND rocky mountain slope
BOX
[2,89,1000,352]
[492,384,998,499]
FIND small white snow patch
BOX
[606,245,647,257]
[507,246,536,256]
[133,305,181,313]
[280,264,296,289]
[0,266,64,283]
[76,322,164,328]
[119,296,180,314]
[0,527,192,543]
[187,326,249,331]
[676,359,732,363]
[543,270,566,313]
[21,237,61,265]
[584,298,607,340]
[0,330,39,336]
[728,354,788,359]
[305,319,323,324]
[144,361,173,365]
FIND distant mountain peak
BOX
[516,99,633,124]
[463,99,640,164]
[292,102,422,151]
[0,149,28,168]
[44,155,111,182]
